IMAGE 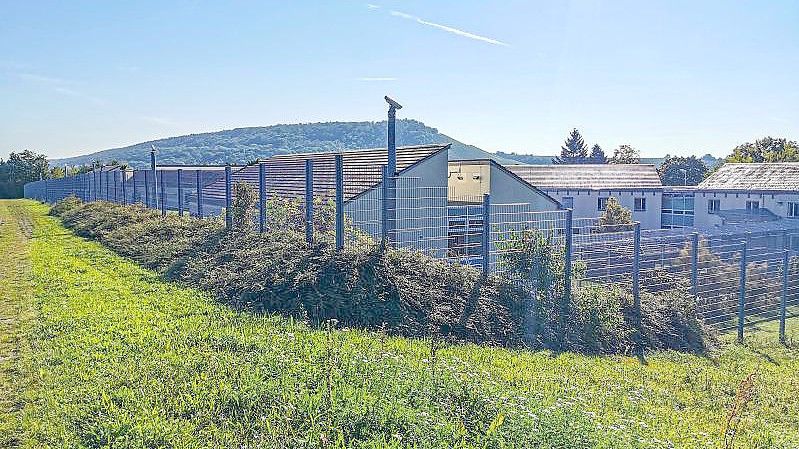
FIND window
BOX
[561,196,574,209]
[746,201,760,212]
[634,197,646,211]
[708,199,720,214]
[597,197,608,211]
[789,202,799,218]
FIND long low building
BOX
[504,164,664,229]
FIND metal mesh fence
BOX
[25,163,799,340]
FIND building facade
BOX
[505,164,664,229]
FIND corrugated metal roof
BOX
[699,163,799,191]
[506,164,663,190]
[201,144,449,203]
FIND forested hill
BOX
[51,120,522,168]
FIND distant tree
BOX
[0,150,50,198]
[658,155,709,186]
[726,137,799,163]
[609,144,640,164]
[49,166,65,179]
[598,197,634,232]
[552,128,589,164]
[588,144,607,164]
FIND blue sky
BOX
[1,0,797,160]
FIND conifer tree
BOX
[589,144,607,164]
[552,128,589,164]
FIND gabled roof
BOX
[699,163,799,191]
[506,164,663,190]
[201,144,450,202]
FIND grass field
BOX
[1,199,798,448]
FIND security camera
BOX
[384,96,403,110]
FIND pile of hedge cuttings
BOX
[50,196,709,354]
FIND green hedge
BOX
[50,196,708,353]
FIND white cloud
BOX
[389,10,509,47]
[366,3,380,9]
[356,77,397,81]
[18,72,107,106]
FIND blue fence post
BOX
[632,222,642,350]
[144,170,150,208]
[150,149,158,210]
[196,169,204,218]
[381,165,389,246]
[780,250,789,345]
[159,170,166,217]
[691,232,699,298]
[44,178,50,203]
[105,171,110,201]
[335,154,344,250]
[122,170,127,205]
[563,208,574,304]
[224,165,232,229]
[305,160,314,244]
[94,169,99,201]
[481,193,491,276]
[738,241,748,344]
[113,171,118,203]
[177,169,184,216]
[258,163,266,233]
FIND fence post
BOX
[259,163,266,233]
[159,170,166,217]
[738,241,748,344]
[305,160,314,244]
[381,165,389,246]
[691,232,699,298]
[196,169,204,218]
[177,169,184,216]
[150,149,158,210]
[481,193,491,276]
[563,208,574,306]
[113,171,118,203]
[224,165,232,229]
[45,178,50,203]
[780,250,789,344]
[122,170,127,205]
[144,170,150,208]
[335,154,344,250]
[632,222,642,351]
[131,171,138,204]
[105,171,110,201]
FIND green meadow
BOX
[1,199,797,448]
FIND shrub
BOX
[49,197,708,353]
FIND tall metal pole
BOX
[177,169,184,216]
[224,165,232,229]
[305,160,314,244]
[150,147,158,210]
[121,170,127,205]
[780,250,789,345]
[738,241,748,344]
[563,208,574,305]
[632,222,642,350]
[144,170,150,208]
[335,154,344,249]
[691,232,699,298]
[259,163,266,233]
[159,170,166,217]
[481,193,491,276]
[196,169,204,218]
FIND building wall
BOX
[447,161,560,210]
[346,149,450,256]
[543,188,663,229]
[693,190,799,228]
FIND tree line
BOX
[553,128,798,186]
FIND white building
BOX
[692,163,799,229]
[505,164,664,229]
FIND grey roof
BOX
[201,144,450,203]
[699,163,799,191]
[506,164,663,190]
